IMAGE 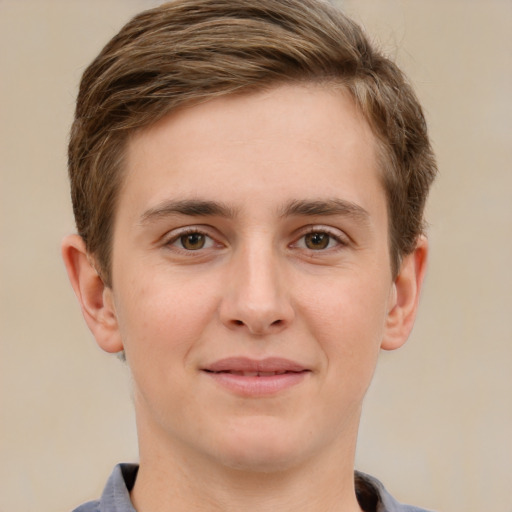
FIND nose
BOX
[219,243,294,336]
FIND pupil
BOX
[182,233,205,250]
[305,233,329,250]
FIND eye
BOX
[294,228,346,251]
[169,231,216,251]
[304,232,331,250]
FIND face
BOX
[106,84,400,472]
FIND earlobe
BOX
[381,236,428,351]
[61,234,123,354]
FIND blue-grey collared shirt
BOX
[72,463,434,512]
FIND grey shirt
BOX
[72,463,434,512]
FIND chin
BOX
[209,418,313,473]
[217,446,303,474]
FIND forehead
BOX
[121,84,382,214]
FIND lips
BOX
[221,370,289,377]
[203,357,309,375]
[202,357,310,396]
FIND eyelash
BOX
[162,226,348,254]
[292,227,348,252]
[164,227,219,253]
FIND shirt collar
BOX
[97,463,421,512]
[99,463,138,512]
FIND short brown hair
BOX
[68,0,437,286]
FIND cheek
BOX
[112,272,222,424]
[300,271,390,368]
[113,269,220,363]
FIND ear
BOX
[61,234,123,353]
[381,236,428,351]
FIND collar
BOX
[86,463,431,512]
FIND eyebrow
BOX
[139,197,370,225]
[139,199,237,224]
[280,199,370,224]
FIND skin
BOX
[63,84,427,512]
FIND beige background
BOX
[1,1,510,511]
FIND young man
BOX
[62,0,437,511]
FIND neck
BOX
[131,416,363,512]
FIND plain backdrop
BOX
[1,1,511,511]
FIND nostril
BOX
[224,314,290,334]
